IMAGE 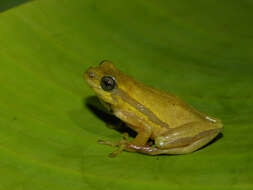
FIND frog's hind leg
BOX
[146,121,223,155]
[138,131,220,155]
[125,121,222,155]
[100,130,219,156]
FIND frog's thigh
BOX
[114,110,152,146]
[126,122,220,155]
[155,121,219,150]
[139,131,219,155]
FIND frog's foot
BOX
[98,133,129,146]
[98,133,130,157]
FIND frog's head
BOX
[84,60,127,109]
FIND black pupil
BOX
[101,76,115,91]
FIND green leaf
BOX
[0,0,252,189]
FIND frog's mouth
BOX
[85,78,99,89]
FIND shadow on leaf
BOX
[85,96,136,137]
[0,0,33,13]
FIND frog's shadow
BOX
[85,96,223,154]
[85,96,136,137]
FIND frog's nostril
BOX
[88,71,95,78]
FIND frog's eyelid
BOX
[99,60,110,66]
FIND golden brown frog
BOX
[84,61,223,156]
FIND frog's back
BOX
[118,75,209,129]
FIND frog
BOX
[84,60,223,156]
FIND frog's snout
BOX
[84,68,100,89]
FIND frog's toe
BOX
[98,139,119,146]
[98,138,128,147]
[98,138,130,157]
[98,133,131,157]
[109,144,127,157]
[98,133,129,147]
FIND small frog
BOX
[84,61,223,156]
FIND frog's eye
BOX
[100,76,116,91]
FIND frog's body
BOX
[84,61,223,156]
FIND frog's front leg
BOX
[99,110,153,156]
